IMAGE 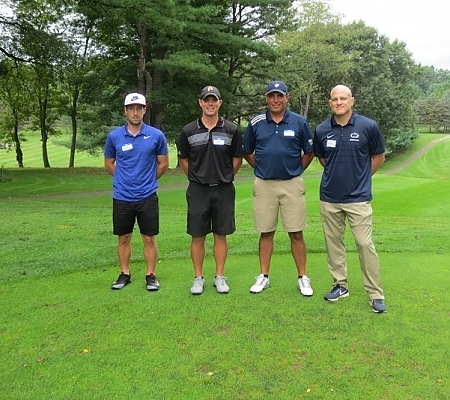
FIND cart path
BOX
[383,134,449,175]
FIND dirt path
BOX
[384,134,449,175]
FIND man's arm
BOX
[232,156,243,175]
[179,157,189,176]
[244,153,255,168]
[318,157,326,168]
[104,157,116,175]
[301,151,315,171]
[371,153,385,175]
[156,154,169,179]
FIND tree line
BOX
[0,0,449,168]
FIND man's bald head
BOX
[330,85,352,98]
[329,85,354,122]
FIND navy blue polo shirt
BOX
[104,123,168,201]
[244,109,313,180]
[314,112,385,203]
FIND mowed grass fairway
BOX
[0,134,449,399]
[0,130,180,170]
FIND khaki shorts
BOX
[253,175,307,232]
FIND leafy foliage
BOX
[0,0,449,165]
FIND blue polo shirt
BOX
[314,112,385,203]
[244,109,314,180]
[104,123,168,201]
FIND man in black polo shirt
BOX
[177,86,243,295]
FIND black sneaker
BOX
[370,299,387,313]
[111,273,131,290]
[324,285,349,302]
[146,274,160,291]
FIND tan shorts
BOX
[253,175,307,233]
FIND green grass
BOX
[1,255,448,399]
[0,131,104,168]
[0,134,449,399]
[0,130,180,169]
[380,132,447,172]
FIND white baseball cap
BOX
[124,93,146,106]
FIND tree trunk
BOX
[12,108,23,168]
[40,98,50,168]
[137,23,153,126]
[149,47,167,129]
[69,85,80,168]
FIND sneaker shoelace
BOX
[194,277,203,286]
[216,276,227,285]
[300,277,311,288]
[255,276,266,286]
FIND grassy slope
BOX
[1,130,444,170]
[0,130,179,169]
[0,133,449,399]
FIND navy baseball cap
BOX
[265,81,288,95]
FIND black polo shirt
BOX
[176,117,243,185]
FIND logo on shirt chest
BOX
[349,132,360,141]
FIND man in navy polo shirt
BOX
[104,92,169,292]
[314,84,387,313]
[244,80,315,296]
[177,86,243,295]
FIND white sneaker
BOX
[250,274,269,293]
[298,276,313,296]
[190,277,205,295]
[213,276,230,294]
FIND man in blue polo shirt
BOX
[244,80,315,296]
[104,92,169,292]
[314,84,387,313]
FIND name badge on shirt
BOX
[326,139,336,148]
[283,130,295,137]
[213,137,225,145]
[122,143,133,151]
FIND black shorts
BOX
[112,194,159,236]
[186,182,236,237]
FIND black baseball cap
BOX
[199,86,221,100]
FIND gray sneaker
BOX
[190,277,205,295]
[324,285,349,301]
[370,299,387,313]
[146,274,160,291]
[213,276,229,294]
[111,273,131,290]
